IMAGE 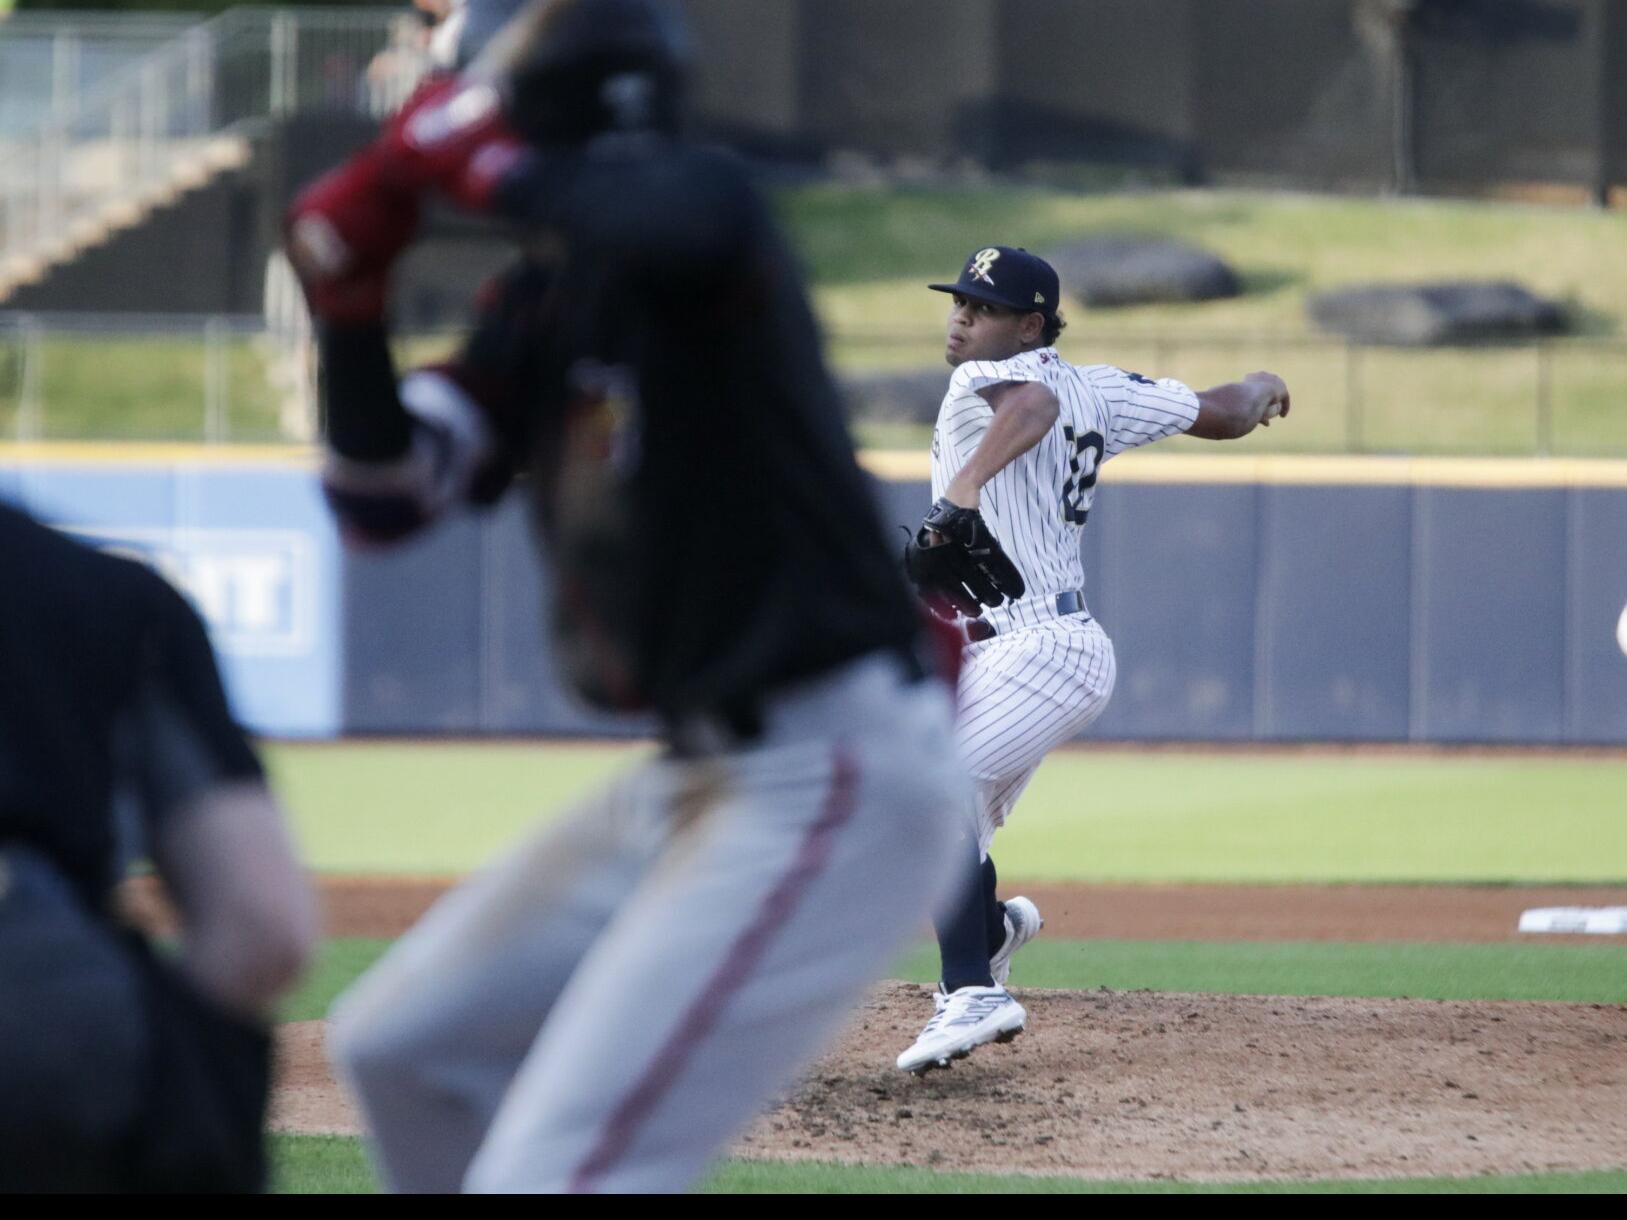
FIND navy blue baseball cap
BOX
[929,246,1060,319]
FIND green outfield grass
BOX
[263,741,644,875]
[996,751,1627,884]
[263,742,1627,884]
[269,1134,1627,1194]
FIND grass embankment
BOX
[792,186,1627,456]
[4,190,1626,454]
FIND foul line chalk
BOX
[1518,907,1627,935]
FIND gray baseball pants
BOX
[328,652,966,1193]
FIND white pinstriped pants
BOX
[957,615,1117,857]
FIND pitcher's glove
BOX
[903,497,1027,616]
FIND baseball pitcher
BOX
[898,246,1290,1072]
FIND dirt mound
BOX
[273,984,1627,1182]
[740,983,1627,1180]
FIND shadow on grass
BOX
[1560,300,1619,338]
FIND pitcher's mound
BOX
[274,983,1627,1182]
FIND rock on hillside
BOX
[1309,281,1568,345]
[1047,236,1241,307]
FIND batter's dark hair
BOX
[1042,309,1068,346]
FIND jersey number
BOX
[1062,426,1104,524]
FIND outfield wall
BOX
[0,450,342,737]
[3,449,1625,745]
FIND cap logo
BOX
[968,248,1001,285]
[1034,291,1045,304]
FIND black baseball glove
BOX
[903,497,1026,617]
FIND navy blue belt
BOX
[969,590,1090,640]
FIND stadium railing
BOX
[0,7,416,304]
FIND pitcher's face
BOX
[944,295,1043,367]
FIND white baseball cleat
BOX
[990,895,1043,986]
[895,984,1027,1075]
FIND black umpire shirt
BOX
[322,140,923,727]
[0,504,263,911]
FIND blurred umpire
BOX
[0,502,317,1192]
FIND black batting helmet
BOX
[470,0,689,146]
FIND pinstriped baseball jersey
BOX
[929,346,1199,632]
[928,346,1196,857]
